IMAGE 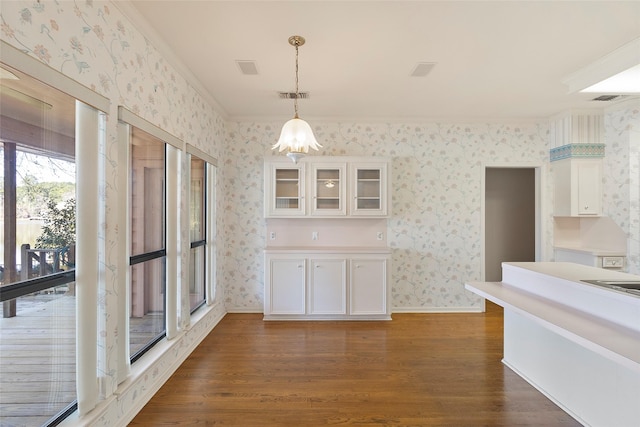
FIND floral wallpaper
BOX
[604,101,640,274]
[2,0,640,424]
[1,0,227,423]
[225,121,553,311]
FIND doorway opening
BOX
[483,166,541,283]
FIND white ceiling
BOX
[124,1,640,122]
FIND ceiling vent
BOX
[410,62,436,77]
[278,91,310,99]
[591,94,623,101]
[236,60,259,75]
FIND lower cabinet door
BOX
[268,258,306,315]
[309,258,347,315]
[349,258,387,315]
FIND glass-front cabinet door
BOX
[311,163,346,216]
[350,162,388,216]
[266,162,306,216]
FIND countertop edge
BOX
[264,246,391,254]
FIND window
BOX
[189,155,206,312]
[129,127,166,360]
[0,63,77,426]
[186,145,217,311]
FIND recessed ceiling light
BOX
[236,60,259,75]
[410,62,436,77]
[580,63,640,93]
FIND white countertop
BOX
[264,246,391,254]
[553,245,626,257]
[465,261,640,373]
[503,261,636,283]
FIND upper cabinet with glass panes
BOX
[264,157,389,218]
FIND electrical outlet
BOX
[312,231,318,240]
[376,232,384,241]
[270,231,276,240]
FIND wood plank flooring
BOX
[130,303,581,426]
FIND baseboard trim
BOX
[392,306,484,313]
[227,307,485,314]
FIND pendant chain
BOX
[294,44,300,118]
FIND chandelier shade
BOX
[273,117,321,151]
[273,35,321,163]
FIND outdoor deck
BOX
[1,293,75,427]
[0,292,158,427]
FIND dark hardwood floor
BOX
[130,303,581,426]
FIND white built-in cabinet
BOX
[264,251,391,320]
[553,158,602,216]
[265,157,389,218]
[267,258,306,314]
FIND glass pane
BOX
[1,63,77,426]
[130,129,165,256]
[275,198,298,209]
[275,181,299,198]
[130,257,166,356]
[357,180,381,198]
[0,283,76,427]
[316,168,340,201]
[189,245,205,311]
[275,169,298,180]
[357,169,380,180]
[357,199,381,210]
[317,199,340,209]
[274,168,300,210]
[190,157,205,242]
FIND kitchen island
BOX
[465,262,640,427]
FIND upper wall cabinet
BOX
[553,157,603,217]
[350,162,388,217]
[264,156,390,218]
[549,114,605,217]
[265,162,306,217]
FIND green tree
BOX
[36,198,76,266]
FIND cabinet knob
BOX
[355,264,361,268]
[297,265,303,268]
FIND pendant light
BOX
[272,35,321,163]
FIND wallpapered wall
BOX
[0,0,227,406]
[2,1,638,315]
[4,1,639,424]
[224,122,553,311]
[603,102,640,275]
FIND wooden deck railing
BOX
[1,244,72,318]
